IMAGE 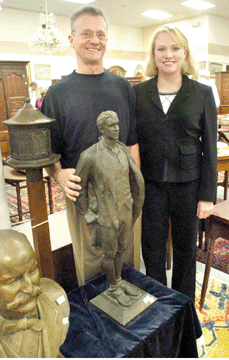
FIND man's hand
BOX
[46,162,81,201]
[197,200,214,219]
[55,168,81,202]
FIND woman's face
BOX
[154,31,187,77]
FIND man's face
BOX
[0,243,41,320]
[69,14,107,68]
[101,115,120,140]
[31,84,37,91]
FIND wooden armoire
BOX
[0,61,30,158]
[215,72,229,115]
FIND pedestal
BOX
[90,280,157,326]
[26,168,55,279]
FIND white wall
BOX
[0,8,229,82]
[142,14,229,74]
[0,8,143,50]
[142,15,209,58]
[208,15,229,45]
[107,23,143,52]
[0,52,77,88]
[207,15,229,67]
[0,8,144,80]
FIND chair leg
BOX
[15,182,23,222]
[199,217,215,311]
[223,171,228,200]
[198,220,204,248]
[46,176,54,214]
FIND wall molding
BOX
[105,49,146,61]
[208,43,229,56]
[1,40,228,62]
[0,41,75,56]
[0,41,147,61]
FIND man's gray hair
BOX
[30,81,38,87]
[70,5,108,33]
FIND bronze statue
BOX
[75,111,145,306]
[0,229,70,358]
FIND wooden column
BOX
[26,168,55,279]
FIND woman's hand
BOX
[55,168,81,202]
[196,200,214,219]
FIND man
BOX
[197,69,220,108]
[75,111,144,306]
[0,229,70,358]
[29,81,38,107]
[41,5,140,286]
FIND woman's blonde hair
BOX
[145,25,197,77]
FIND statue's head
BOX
[96,111,119,140]
[0,230,42,320]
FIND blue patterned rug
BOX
[195,271,229,358]
[5,179,66,223]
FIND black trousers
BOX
[142,180,199,301]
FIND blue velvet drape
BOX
[61,264,202,358]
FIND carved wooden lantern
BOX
[3,98,60,173]
[3,98,59,279]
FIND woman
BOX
[134,25,217,301]
[35,88,47,110]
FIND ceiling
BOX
[2,0,229,28]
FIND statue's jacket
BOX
[75,137,145,229]
[0,278,70,358]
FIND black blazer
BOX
[134,75,218,202]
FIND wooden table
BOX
[218,127,229,143]
[217,145,229,200]
[217,115,229,142]
[3,165,53,221]
[218,114,229,125]
[217,142,229,200]
[199,200,229,311]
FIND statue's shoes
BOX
[107,287,133,307]
[120,280,141,297]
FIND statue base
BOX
[89,280,157,326]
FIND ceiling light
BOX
[181,0,215,10]
[64,0,95,4]
[28,0,69,54]
[142,10,173,20]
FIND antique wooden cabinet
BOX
[0,61,29,158]
[215,72,229,114]
[125,77,143,86]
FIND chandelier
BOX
[28,0,69,55]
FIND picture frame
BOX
[192,61,206,80]
[209,62,223,76]
[34,64,51,80]
[198,61,206,70]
